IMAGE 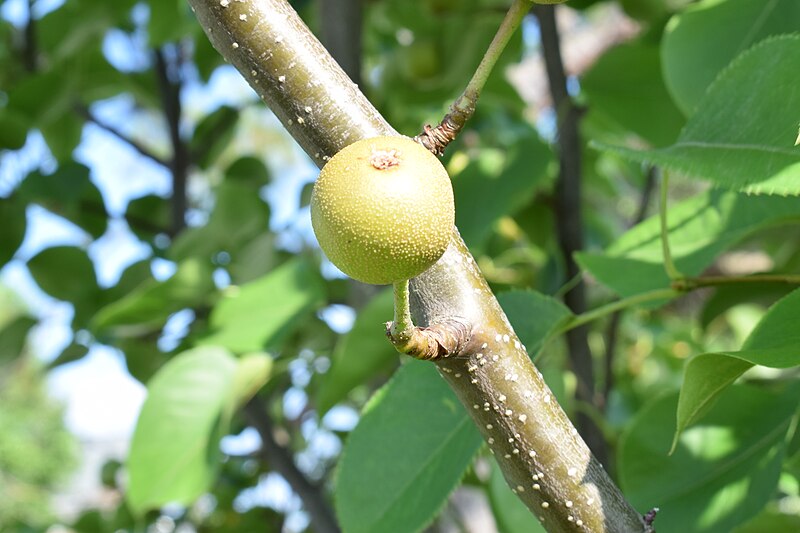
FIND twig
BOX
[659,171,682,280]
[154,47,189,236]
[23,0,37,72]
[601,166,657,410]
[416,0,531,155]
[75,105,170,168]
[675,273,800,290]
[243,398,341,533]
[534,4,606,463]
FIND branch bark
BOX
[154,47,189,236]
[243,398,341,533]
[534,4,607,466]
[188,1,652,531]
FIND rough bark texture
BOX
[187,1,651,531]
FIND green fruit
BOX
[310,136,454,285]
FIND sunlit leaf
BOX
[576,190,800,298]
[92,259,215,336]
[675,288,800,446]
[127,347,271,514]
[200,258,325,353]
[620,385,799,532]
[662,0,800,115]
[582,41,684,147]
[597,36,800,196]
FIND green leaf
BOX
[118,339,168,384]
[597,36,800,196]
[336,360,483,533]
[200,258,325,353]
[47,343,90,369]
[497,290,572,355]
[317,289,397,415]
[699,282,793,329]
[19,163,108,238]
[147,0,195,45]
[27,246,99,303]
[453,134,553,249]
[619,384,799,533]
[224,156,271,187]
[662,0,800,115]
[127,347,271,515]
[0,109,29,150]
[0,316,37,364]
[488,459,546,533]
[576,190,800,298]
[91,259,215,337]
[125,194,169,240]
[675,288,800,446]
[736,509,800,533]
[170,182,271,263]
[190,106,239,169]
[0,197,26,267]
[582,41,684,147]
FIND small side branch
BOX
[416,0,531,155]
[75,106,170,168]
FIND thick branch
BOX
[534,5,607,464]
[243,399,341,533]
[188,1,651,530]
[189,0,394,167]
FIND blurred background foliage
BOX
[0,0,799,532]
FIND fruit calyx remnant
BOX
[369,149,401,170]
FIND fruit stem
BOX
[416,0,531,155]
[391,279,414,337]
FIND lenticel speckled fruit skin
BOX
[310,136,455,285]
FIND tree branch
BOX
[74,105,170,168]
[534,5,607,464]
[154,47,189,236]
[243,398,340,533]
[188,1,652,530]
[23,0,37,72]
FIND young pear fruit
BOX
[310,136,454,285]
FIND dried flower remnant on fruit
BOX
[370,149,401,170]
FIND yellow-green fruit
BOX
[310,136,454,285]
